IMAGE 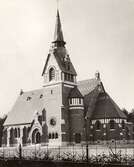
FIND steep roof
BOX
[4,78,99,126]
[53,10,65,43]
[69,87,83,98]
[91,93,127,119]
[78,78,99,96]
[4,89,45,126]
[42,48,77,76]
[4,77,126,126]
[77,78,126,119]
[78,79,101,118]
[42,10,77,76]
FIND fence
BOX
[0,144,134,164]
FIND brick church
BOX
[2,10,130,147]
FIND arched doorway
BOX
[32,129,41,144]
[36,132,41,144]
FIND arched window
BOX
[49,133,51,139]
[52,133,55,139]
[10,128,14,137]
[10,128,14,145]
[23,126,27,144]
[49,68,55,81]
[96,120,101,130]
[18,128,20,137]
[109,120,115,129]
[14,128,17,138]
[55,133,58,139]
[121,120,125,129]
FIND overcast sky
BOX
[0,0,134,116]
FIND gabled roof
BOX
[78,78,99,96]
[77,78,126,119]
[4,89,45,126]
[42,48,77,76]
[89,92,127,119]
[69,87,83,98]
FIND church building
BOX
[2,10,129,147]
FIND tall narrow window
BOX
[14,128,17,138]
[70,98,72,104]
[79,98,81,104]
[96,120,101,130]
[49,133,51,139]
[55,133,58,139]
[110,120,115,129]
[121,120,125,129]
[49,68,55,81]
[71,75,74,82]
[52,133,55,139]
[18,128,20,137]
[64,73,67,81]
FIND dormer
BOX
[69,87,84,107]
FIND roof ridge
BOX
[22,88,43,94]
[78,78,96,83]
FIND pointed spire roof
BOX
[53,10,66,47]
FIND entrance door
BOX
[36,132,41,144]
[32,129,41,144]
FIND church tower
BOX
[42,10,77,87]
[42,10,78,145]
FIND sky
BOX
[0,0,134,117]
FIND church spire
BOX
[52,10,66,47]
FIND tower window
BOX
[48,133,58,139]
[64,73,67,81]
[49,68,55,81]
[71,75,74,82]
